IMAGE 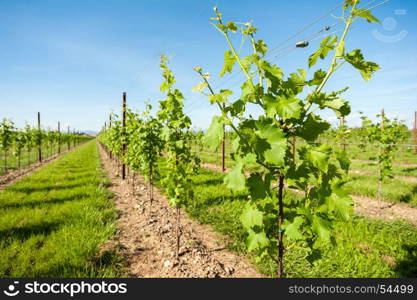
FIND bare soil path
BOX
[98,144,262,278]
[201,162,417,226]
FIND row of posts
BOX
[36,112,75,163]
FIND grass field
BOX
[153,161,417,277]
[192,147,417,207]
[0,141,123,277]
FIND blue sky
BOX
[0,0,416,132]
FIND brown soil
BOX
[98,144,263,278]
[0,148,72,191]
[200,162,417,226]
[352,195,417,226]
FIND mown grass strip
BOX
[0,141,123,277]
[154,160,417,277]
[194,151,417,207]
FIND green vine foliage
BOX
[125,104,164,189]
[330,119,351,152]
[24,123,35,154]
[157,55,199,208]
[0,118,86,171]
[194,1,379,275]
[359,112,408,182]
[124,109,143,172]
[101,113,123,159]
[0,118,15,170]
[13,131,27,166]
[0,118,15,154]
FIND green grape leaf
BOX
[306,144,332,173]
[224,162,246,191]
[208,89,233,104]
[240,152,257,165]
[261,60,283,91]
[282,69,306,94]
[326,193,353,220]
[192,81,207,92]
[227,99,245,116]
[308,69,327,86]
[220,50,237,77]
[255,39,268,56]
[247,229,269,252]
[344,49,380,81]
[324,98,351,117]
[241,204,263,230]
[285,216,304,240]
[275,96,302,120]
[255,119,287,166]
[335,40,345,58]
[311,214,332,241]
[354,8,380,23]
[296,114,330,141]
[241,54,258,73]
[203,116,224,150]
[335,149,350,172]
[247,173,267,200]
[308,35,338,67]
[226,21,238,32]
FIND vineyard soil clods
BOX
[98,144,262,278]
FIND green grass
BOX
[343,144,417,165]
[0,140,124,277]
[346,175,417,207]
[194,150,417,207]
[350,161,417,177]
[155,162,417,277]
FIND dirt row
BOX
[200,163,417,226]
[98,144,262,278]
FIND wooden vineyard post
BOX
[413,111,417,153]
[121,92,127,180]
[222,103,226,172]
[58,121,61,154]
[37,112,42,163]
